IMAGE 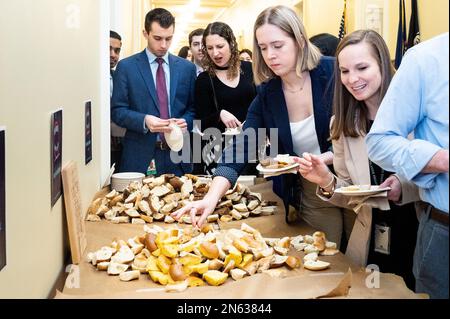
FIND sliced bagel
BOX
[303,260,330,271]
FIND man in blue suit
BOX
[112,8,196,176]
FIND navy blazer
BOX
[215,56,335,221]
[111,50,197,174]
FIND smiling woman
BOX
[330,29,394,139]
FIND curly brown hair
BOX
[201,22,241,80]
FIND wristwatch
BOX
[319,174,335,196]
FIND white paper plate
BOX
[164,124,183,151]
[334,185,391,196]
[256,163,299,174]
[101,163,118,188]
[222,128,241,136]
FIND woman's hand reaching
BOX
[171,197,216,228]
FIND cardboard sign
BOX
[0,127,6,271]
[62,161,87,264]
[85,101,92,165]
[51,109,63,207]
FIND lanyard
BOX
[369,161,385,185]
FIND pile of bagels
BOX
[86,174,277,225]
[87,223,338,292]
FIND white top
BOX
[195,63,204,77]
[290,115,321,156]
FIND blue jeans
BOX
[413,205,449,299]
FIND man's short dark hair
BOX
[145,8,175,33]
[110,30,121,41]
[188,28,205,46]
[239,48,252,58]
[309,33,339,57]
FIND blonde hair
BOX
[330,29,395,139]
[252,5,322,85]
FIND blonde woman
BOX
[175,6,348,246]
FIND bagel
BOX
[304,260,330,271]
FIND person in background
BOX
[177,45,192,60]
[188,28,205,175]
[309,33,339,57]
[111,8,197,176]
[366,32,449,299]
[110,30,122,94]
[189,28,205,76]
[296,30,419,289]
[173,6,345,247]
[239,48,253,62]
[194,22,256,175]
[109,30,126,171]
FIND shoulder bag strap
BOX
[208,74,219,112]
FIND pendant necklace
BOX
[283,74,308,93]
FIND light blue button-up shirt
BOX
[366,33,449,213]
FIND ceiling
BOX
[150,0,237,53]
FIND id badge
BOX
[374,224,391,255]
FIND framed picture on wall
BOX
[51,109,63,207]
[366,3,383,36]
[0,127,6,271]
[355,0,387,40]
[85,101,92,165]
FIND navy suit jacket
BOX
[111,50,197,174]
[215,56,335,221]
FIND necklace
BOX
[283,74,308,93]
[215,65,229,70]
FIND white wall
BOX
[110,0,151,59]
[217,0,296,50]
[303,0,344,37]
[0,0,107,298]
[221,0,448,60]
[217,0,345,51]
